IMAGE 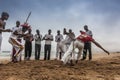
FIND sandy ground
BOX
[0,53,120,80]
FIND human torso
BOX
[55,34,63,43]
[34,34,42,44]
[10,26,22,39]
[44,34,53,45]
[24,33,33,42]
[64,33,75,44]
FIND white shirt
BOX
[34,34,42,44]
[55,34,63,43]
[10,26,22,39]
[44,34,53,45]
[64,33,75,44]
[86,30,92,37]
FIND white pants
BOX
[56,42,61,59]
[61,40,84,64]
[0,34,2,52]
[56,41,67,58]
[9,37,24,59]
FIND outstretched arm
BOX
[0,29,12,32]
[92,40,110,55]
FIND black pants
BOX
[25,41,32,59]
[35,44,41,60]
[82,42,92,60]
[44,44,51,60]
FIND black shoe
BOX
[75,60,78,64]
[89,59,92,61]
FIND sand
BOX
[0,53,120,80]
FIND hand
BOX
[58,38,60,41]
[63,28,67,34]
[104,50,110,55]
[47,38,50,40]
[6,29,12,32]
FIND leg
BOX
[88,43,92,60]
[48,45,51,60]
[35,44,38,60]
[44,45,47,60]
[76,40,84,63]
[61,41,75,64]
[56,43,59,59]
[59,52,62,60]
[82,43,87,60]
[24,43,28,60]
[0,35,2,53]
[28,42,32,60]
[9,38,24,62]
[38,44,41,60]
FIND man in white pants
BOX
[9,22,30,62]
[61,30,110,65]
[55,30,63,60]
[56,28,75,60]
[11,21,22,62]
[0,12,12,53]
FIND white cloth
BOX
[44,34,53,45]
[61,40,84,64]
[9,37,23,57]
[0,34,2,52]
[34,34,42,44]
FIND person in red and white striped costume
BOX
[61,30,110,65]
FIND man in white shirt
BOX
[9,22,30,62]
[55,30,63,60]
[63,28,75,49]
[81,25,93,60]
[11,21,22,62]
[0,12,11,53]
[34,29,42,60]
[43,29,53,60]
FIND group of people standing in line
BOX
[0,12,110,65]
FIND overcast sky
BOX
[0,0,120,52]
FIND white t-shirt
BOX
[64,33,75,44]
[55,34,63,43]
[86,30,92,37]
[44,34,53,45]
[10,26,22,39]
[34,34,42,44]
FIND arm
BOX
[68,32,75,40]
[0,28,12,32]
[63,28,69,35]
[92,40,110,55]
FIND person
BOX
[55,28,75,60]
[61,30,110,65]
[63,28,75,49]
[82,25,93,60]
[55,30,63,60]
[24,28,34,60]
[34,29,42,60]
[0,12,11,53]
[43,29,53,60]
[11,21,22,62]
[9,23,30,62]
